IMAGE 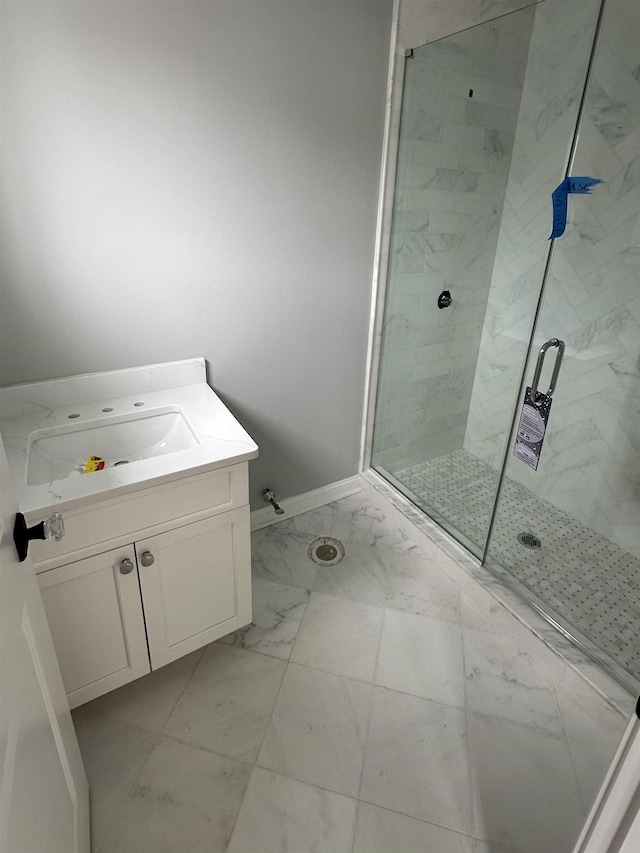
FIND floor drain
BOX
[307,537,345,567]
[517,532,542,549]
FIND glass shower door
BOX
[485,0,640,691]
[371,0,602,559]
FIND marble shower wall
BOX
[464,0,603,468]
[372,10,533,473]
[479,0,640,560]
[397,0,541,52]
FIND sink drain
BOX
[517,531,542,549]
[307,537,345,567]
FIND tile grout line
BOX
[93,730,162,853]
[223,576,312,850]
[460,616,478,843]
[552,675,590,814]
[157,646,208,733]
[353,540,395,837]
[93,648,207,852]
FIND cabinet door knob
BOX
[119,558,134,575]
[140,551,155,567]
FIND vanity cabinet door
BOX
[136,507,251,669]
[38,546,150,709]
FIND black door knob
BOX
[13,512,64,562]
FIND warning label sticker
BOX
[513,387,552,471]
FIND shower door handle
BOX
[530,338,565,403]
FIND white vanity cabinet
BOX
[33,463,252,709]
[38,545,151,704]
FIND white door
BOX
[0,439,89,851]
[572,711,640,853]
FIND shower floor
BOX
[395,449,640,689]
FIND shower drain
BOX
[517,531,542,550]
[307,537,345,566]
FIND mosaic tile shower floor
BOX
[396,449,640,688]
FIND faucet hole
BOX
[68,413,80,419]
[102,407,114,413]
[133,401,145,407]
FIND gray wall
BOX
[0,0,392,507]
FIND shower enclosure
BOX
[370,0,640,692]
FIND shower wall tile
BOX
[397,0,542,52]
[372,12,532,474]
[464,0,640,561]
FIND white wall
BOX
[0,0,392,507]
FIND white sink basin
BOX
[27,407,199,485]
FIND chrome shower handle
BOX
[530,338,565,403]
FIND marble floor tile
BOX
[472,841,518,853]
[510,624,570,683]
[460,586,522,636]
[269,496,368,539]
[276,493,424,554]
[463,627,564,734]
[556,685,620,811]
[227,768,357,853]
[353,802,475,853]
[75,650,203,735]
[162,644,286,763]
[386,548,462,623]
[290,592,384,681]
[98,736,250,853]
[361,687,472,833]
[71,709,156,852]
[467,712,586,853]
[560,664,632,737]
[312,540,390,605]
[258,663,371,797]
[218,576,311,660]
[376,609,465,707]
[328,497,424,554]
[252,526,318,589]
[70,489,627,852]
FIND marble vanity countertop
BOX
[0,358,258,516]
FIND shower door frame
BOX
[359,0,404,475]
[360,0,546,477]
[572,712,640,853]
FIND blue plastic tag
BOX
[549,176,603,240]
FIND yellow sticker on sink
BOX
[84,456,106,473]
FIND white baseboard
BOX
[250,476,362,532]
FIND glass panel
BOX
[486,0,640,693]
[371,0,601,557]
